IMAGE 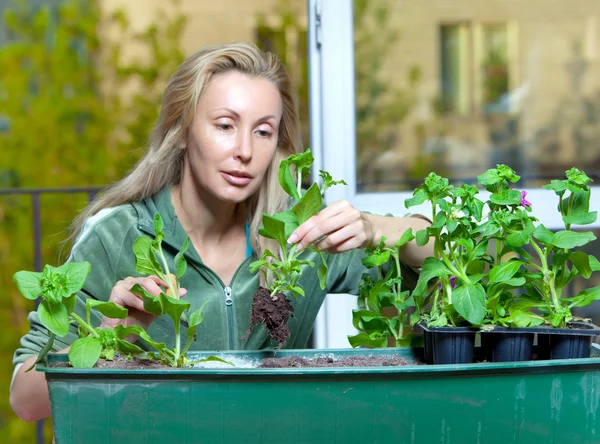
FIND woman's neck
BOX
[171,183,241,245]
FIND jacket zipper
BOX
[224,286,235,350]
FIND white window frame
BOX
[308,0,600,349]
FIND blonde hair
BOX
[69,42,301,258]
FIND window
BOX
[440,22,517,116]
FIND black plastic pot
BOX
[422,330,433,364]
[419,322,477,364]
[530,321,600,360]
[480,331,534,362]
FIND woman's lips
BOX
[221,171,252,186]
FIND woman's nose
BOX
[234,130,252,162]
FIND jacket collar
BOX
[133,185,203,265]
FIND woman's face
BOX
[184,70,283,205]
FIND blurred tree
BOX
[255,0,309,148]
[353,0,421,190]
[0,0,185,441]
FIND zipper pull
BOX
[224,286,233,306]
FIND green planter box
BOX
[40,345,600,444]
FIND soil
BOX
[259,355,413,368]
[50,354,167,370]
[246,286,294,345]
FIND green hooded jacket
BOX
[13,186,419,369]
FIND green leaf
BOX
[116,339,144,356]
[567,285,600,307]
[317,263,328,290]
[415,229,429,247]
[183,301,209,355]
[489,190,522,206]
[590,255,600,272]
[259,214,288,251]
[188,301,209,328]
[570,251,592,279]
[271,210,300,239]
[395,228,415,248]
[69,337,102,368]
[488,260,524,283]
[25,333,56,372]
[291,286,305,297]
[308,247,329,290]
[291,183,322,225]
[362,250,391,268]
[13,270,43,300]
[278,159,300,201]
[39,300,70,337]
[404,189,428,208]
[154,213,164,236]
[57,261,91,294]
[552,231,596,249]
[452,284,486,325]
[174,237,190,279]
[319,170,347,192]
[533,224,555,246]
[194,356,235,366]
[63,294,77,315]
[86,300,128,319]
[348,332,388,348]
[133,236,162,276]
[159,293,191,326]
[413,257,452,296]
[563,211,597,226]
[130,284,162,316]
[113,324,145,339]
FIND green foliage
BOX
[348,231,417,348]
[13,261,137,370]
[353,0,422,184]
[405,166,600,329]
[250,149,346,299]
[0,0,186,438]
[130,213,230,368]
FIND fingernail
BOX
[288,233,298,244]
[296,243,303,252]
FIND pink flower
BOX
[520,190,532,207]
[438,276,457,290]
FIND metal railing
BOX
[0,186,103,444]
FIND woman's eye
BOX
[217,123,233,131]
[256,129,273,138]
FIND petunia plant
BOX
[405,165,600,329]
[348,230,417,348]
[13,213,230,369]
[13,262,142,369]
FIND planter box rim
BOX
[419,320,600,336]
[37,344,600,377]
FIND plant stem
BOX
[158,248,177,299]
[174,322,181,365]
[70,313,100,338]
[530,239,561,314]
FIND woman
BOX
[10,42,432,421]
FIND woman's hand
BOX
[288,200,374,254]
[99,276,187,333]
[288,200,433,267]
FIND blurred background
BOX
[1,0,600,442]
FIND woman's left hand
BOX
[287,200,374,254]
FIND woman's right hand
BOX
[99,276,187,334]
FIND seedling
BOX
[128,213,231,367]
[13,262,141,368]
[248,149,347,343]
[348,230,416,348]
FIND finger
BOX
[128,277,165,297]
[297,211,357,250]
[315,224,366,253]
[288,200,350,243]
